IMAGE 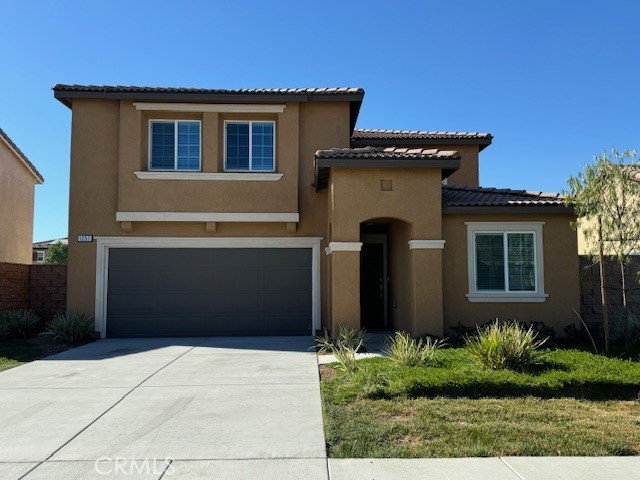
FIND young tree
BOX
[45,241,68,265]
[566,148,640,355]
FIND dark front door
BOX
[360,243,385,330]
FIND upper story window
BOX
[224,121,275,172]
[149,120,201,171]
[466,222,547,302]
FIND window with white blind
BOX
[149,120,201,171]
[466,222,547,302]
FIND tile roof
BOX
[53,84,364,96]
[353,128,492,140]
[316,146,460,160]
[0,128,44,183]
[33,238,68,248]
[443,185,566,207]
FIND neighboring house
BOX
[0,128,44,264]
[32,237,68,263]
[53,84,579,338]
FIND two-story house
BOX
[0,128,44,265]
[54,85,579,338]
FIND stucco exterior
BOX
[56,84,580,338]
[0,131,42,264]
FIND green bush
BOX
[465,319,547,371]
[0,309,39,339]
[46,312,93,344]
[384,331,446,367]
[315,325,366,354]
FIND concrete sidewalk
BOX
[328,457,640,480]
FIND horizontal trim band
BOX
[134,171,283,181]
[133,102,286,113]
[326,242,363,254]
[115,212,299,223]
[466,293,549,303]
[96,236,322,248]
[409,240,446,249]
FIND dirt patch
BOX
[320,364,337,380]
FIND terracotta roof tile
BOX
[443,185,565,207]
[352,128,492,140]
[315,146,460,160]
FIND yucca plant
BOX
[315,325,366,354]
[332,341,362,374]
[46,311,93,344]
[465,319,547,371]
[384,331,446,367]
[0,309,39,339]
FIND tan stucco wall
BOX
[443,145,480,186]
[442,213,580,334]
[0,140,36,264]
[66,99,351,326]
[328,167,445,335]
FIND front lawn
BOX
[0,336,73,373]
[321,348,640,457]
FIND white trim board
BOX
[134,171,283,181]
[133,102,286,113]
[94,236,323,338]
[409,240,446,249]
[325,242,363,254]
[115,212,299,223]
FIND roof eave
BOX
[0,130,44,183]
[351,136,493,151]
[442,205,574,214]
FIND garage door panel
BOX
[264,267,312,291]
[212,267,263,291]
[108,268,213,293]
[264,292,311,314]
[106,247,311,337]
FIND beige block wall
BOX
[0,140,36,264]
[66,99,351,326]
[442,213,580,334]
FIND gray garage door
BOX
[106,248,312,337]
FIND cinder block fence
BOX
[0,262,67,323]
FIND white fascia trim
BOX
[94,236,323,338]
[134,171,283,181]
[409,240,446,249]
[115,212,299,223]
[326,242,363,254]
[466,294,549,303]
[133,102,286,113]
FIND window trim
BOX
[148,119,202,172]
[223,120,276,173]
[465,222,548,303]
[36,251,45,262]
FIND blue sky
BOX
[1,0,638,242]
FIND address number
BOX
[77,235,94,243]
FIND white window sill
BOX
[466,293,549,303]
[134,171,283,181]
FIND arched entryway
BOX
[360,218,412,332]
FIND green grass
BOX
[0,337,72,373]
[322,348,640,402]
[321,348,640,457]
[324,397,640,457]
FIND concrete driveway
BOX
[0,337,327,479]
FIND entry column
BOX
[409,240,445,337]
[327,242,362,333]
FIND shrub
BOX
[613,311,640,351]
[384,331,446,367]
[465,319,547,371]
[315,325,366,354]
[0,309,39,339]
[46,312,93,343]
[332,342,361,374]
